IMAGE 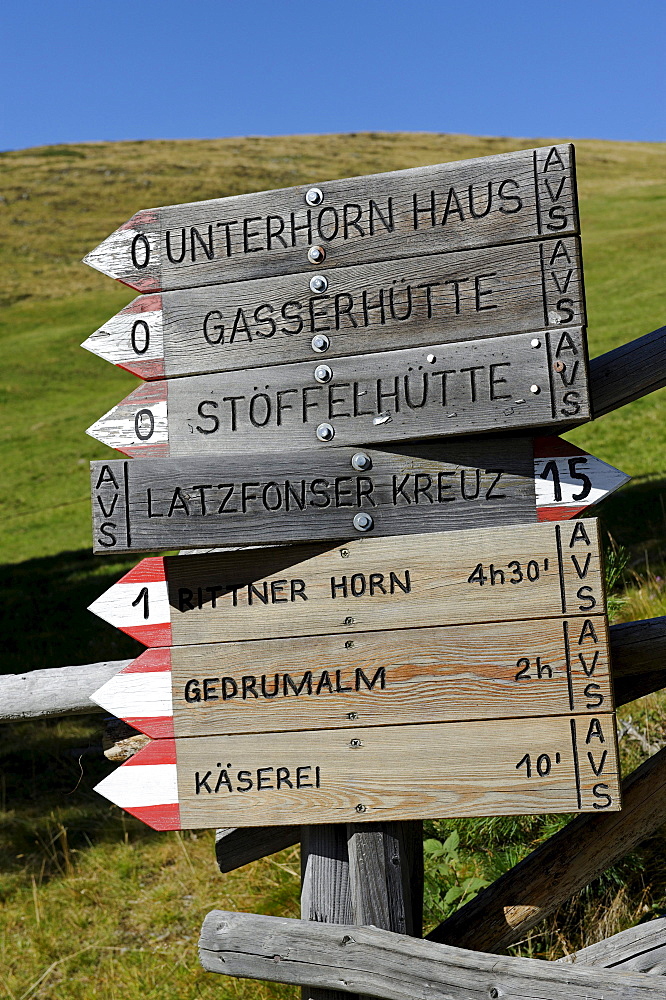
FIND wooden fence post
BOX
[301,820,422,1000]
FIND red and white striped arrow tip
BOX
[81,294,165,380]
[91,647,174,739]
[87,557,172,648]
[94,738,181,830]
[86,381,168,458]
[83,211,160,293]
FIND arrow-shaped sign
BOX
[85,329,591,455]
[87,518,606,648]
[90,614,612,740]
[88,437,629,555]
[92,711,619,831]
[80,237,585,380]
[82,145,578,293]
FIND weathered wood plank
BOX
[301,826,355,1000]
[0,659,132,721]
[91,616,612,739]
[84,145,578,292]
[562,917,666,973]
[589,325,666,419]
[94,712,620,830]
[427,742,666,953]
[89,437,539,553]
[347,821,423,937]
[88,519,605,646]
[81,237,585,379]
[214,825,298,872]
[609,615,666,706]
[87,329,590,456]
[198,910,664,999]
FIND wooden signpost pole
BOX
[81,147,666,996]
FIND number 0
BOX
[131,319,150,355]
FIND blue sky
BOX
[1,0,664,150]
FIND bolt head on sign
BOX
[82,144,579,292]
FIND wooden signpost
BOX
[93,712,619,831]
[79,145,666,998]
[86,328,590,455]
[81,235,584,379]
[91,616,612,739]
[87,518,606,646]
[89,438,627,554]
[83,144,578,291]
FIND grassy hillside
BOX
[1,133,665,998]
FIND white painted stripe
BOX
[87,398,168,450]
[88,580,170,628]
[91,671,173,719]
[81,309,164,366]
[534,455,630,507]
[83,227,159,280]
[95,763,178,808]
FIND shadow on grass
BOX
[596,475,666,560]
[1,547,145,675]
[0,549,161,878]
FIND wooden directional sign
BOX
[83,145,578,292]
[88,519,606,647]
[89,438,627,554]
[91,615,612,739]
[86,328,590,455]
[81,236,585,379]
[92,713,620,830]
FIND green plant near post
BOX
[423,830,489,923]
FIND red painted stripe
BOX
[121,557,166,585]
[129,382,167,406]
[116,442,169,458]
[123,802,181,831]
[537,505,588,522]
[119,358,166,380]
[124,738,176,766]
[533,436,587,458]
[121,276,161,292]
[121,622,173,648]
[123,294,163,314]
[124,647,171,673]
[124,715,175,739]
[120,210,159,230]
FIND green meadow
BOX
[0,133,665,998]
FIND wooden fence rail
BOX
[198,910,666,1000]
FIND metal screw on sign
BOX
[347,711,358,718]
[316,422,335,442]
[314,365,333,384]
[305,187,324,206]
[553,360,565,372]
[488,989,503,999]
[340,548,349,558]
[311,334,330,353]
[531,338,541,348]
[344,617,355,625]
[309,274,328,293]
[353,512,374,532]
[351,453,372,471]
[350,739,362,748]
[355,804,367,813]
[426,354,437,364]
[345,642,354,649]
[307,245,326,264]
[530,384,541,394]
